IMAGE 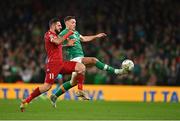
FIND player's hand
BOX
[68,29,75,34]
[66,38,75,46]
[96,33,107,38]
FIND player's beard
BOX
[55,29,60,34]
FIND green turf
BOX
[0,99,180,120]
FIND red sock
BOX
[25,87,41,103]
[75,74,84,90]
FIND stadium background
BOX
[0,0,180,120]
[0,0,179,85]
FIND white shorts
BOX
[70,57,84,63]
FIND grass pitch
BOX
[0,99,180,120]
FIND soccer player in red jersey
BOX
[20,18,87,112]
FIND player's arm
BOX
[50,36,65,45]
[80,33,107,42]
[50,31,74,45]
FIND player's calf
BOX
[39,83,52,93]
[74,62,90,99]
[20,83,52,112]
[82,57,98,66]
[74,62,86,90]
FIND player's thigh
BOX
[81,57,98,67]
[60,61,77,74]
[70,57,83,63]
[44,63,60,84]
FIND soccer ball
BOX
[121,59,134,71]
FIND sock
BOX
[95,61,119,74]
[55,81,74,97]
[25,87,41,103]
[76,74,84,90]
[114,69,124,74]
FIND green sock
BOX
[95,61,119,74]
[55,81,73,97]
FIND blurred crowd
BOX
[0,0,179,86]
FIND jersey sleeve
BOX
[45,33,55,43]
[44,33,50,41]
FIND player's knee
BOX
[47,85,52,91]
[75,63,86,74]
[44,84,52,92]
[79,63,86,73]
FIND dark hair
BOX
[64,16,75,22]
[49,17,60,27]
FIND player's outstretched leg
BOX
[82,57,130,75]
[20,87,41,112]
[20,99,29,112]
[20,83,52,112]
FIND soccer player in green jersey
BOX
[50,16,130,107]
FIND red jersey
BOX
[44,30,63,63]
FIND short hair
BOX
[64,16,75,22]
[49,17,60,27]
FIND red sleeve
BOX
[45,32,54,42]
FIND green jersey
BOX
[59,28,84,60]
